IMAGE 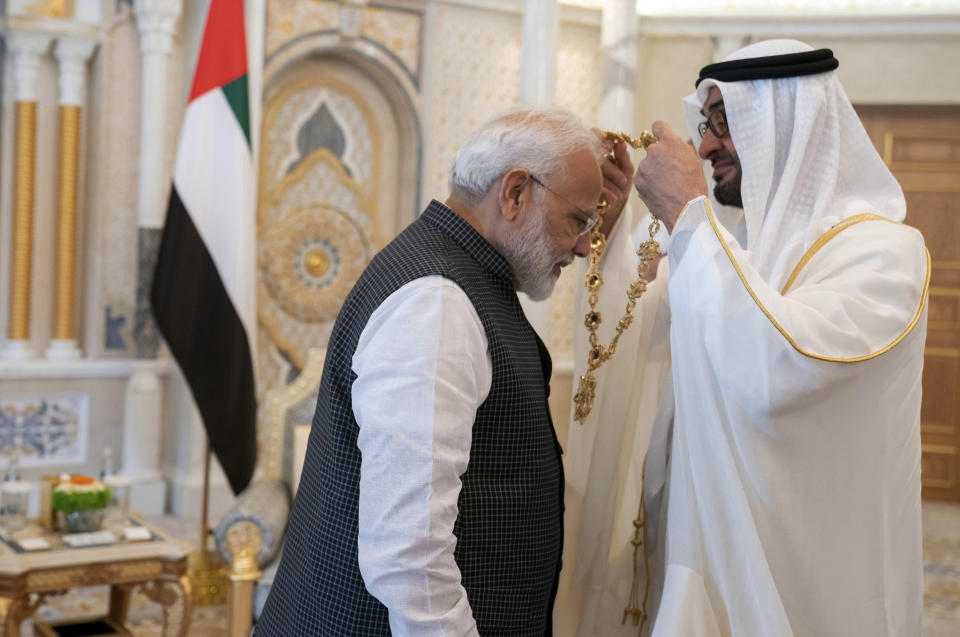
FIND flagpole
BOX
[187,435,228,606]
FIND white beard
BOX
[495,204,572,302]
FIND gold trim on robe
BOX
[702,200,931,363]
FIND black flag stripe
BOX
[150,187,257,494]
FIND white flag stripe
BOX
[172,88,257,355]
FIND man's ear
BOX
[498,168,529,223]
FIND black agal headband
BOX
[696,48,839,88]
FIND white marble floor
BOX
[922,500,960,636]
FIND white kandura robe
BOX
[560,195,929,637]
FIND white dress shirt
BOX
[352,275,492,636]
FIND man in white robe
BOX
[560,39,928,637]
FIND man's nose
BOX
[698,130,721,160]
[574,232,591,258]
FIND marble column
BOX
[132,0,182,358]
[125,0,182,516]
[517,0,559,340]
[245,0,266,168]
[519,0,558,106]
[123,362,166,516]
[1,33,51,362]
[599,0,637,132]
[47,37,98,361]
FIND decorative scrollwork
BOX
[139,577,192,637]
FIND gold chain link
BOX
[572,130,661,425]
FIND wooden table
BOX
[0,516,191,636]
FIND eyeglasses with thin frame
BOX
[528,174,599,237]
[697,108,729,139]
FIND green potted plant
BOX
[52,475,111,533]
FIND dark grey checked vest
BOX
[256,201,564,636]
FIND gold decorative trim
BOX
[25,0,74,19]
[224,520,264,561]
[672,196,700,233]
[262,347,326,480]
[258,152,375,370]
[258,148,376,239]
[258,74,384,371]
[9,102,38,342]
[259,74,382,241]
[703,200,931,363]
[53,105,82,341]
[780,214,894,295]
[24,560,166,590]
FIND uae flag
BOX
[151,0,257,495]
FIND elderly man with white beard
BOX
[560,39,928,637]
[258,105,611,636]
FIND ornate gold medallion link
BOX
[572,131,661,425]
[606,129,659,150]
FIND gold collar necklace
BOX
[572,130,661,424]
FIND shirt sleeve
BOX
[352,275,492,637]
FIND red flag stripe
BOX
[189,0,248,103]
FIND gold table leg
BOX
[2,593,46,637]
[109,582,135,627]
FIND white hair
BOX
[448,104,605,205]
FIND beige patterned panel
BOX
[425,4,522,201]
[550,21,603,361]
[266,0,422,79]
[258,154,375,372]
[556,21,603,125]
[258,78,379,408]
[266,0,337,54]
[261,82,376,195]
[361,6,422,76]
[427,9,603,364]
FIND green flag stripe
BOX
[222,74,250,147]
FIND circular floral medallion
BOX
[259,206,371,324]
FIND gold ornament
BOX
[606,129,659,150]
[572,130,661,424]
[303,247,332,278]
[622,456,651,636]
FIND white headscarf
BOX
[682,39,906,287]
